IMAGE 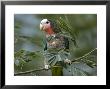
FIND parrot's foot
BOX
[64,59,71,65]
[44,65,50,70]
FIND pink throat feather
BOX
[45,28,55,35]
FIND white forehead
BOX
[40,19,48,24]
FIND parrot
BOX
[40,19,75,70]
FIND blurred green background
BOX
[14,14,97,76]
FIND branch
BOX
[72,48,97,62]
[14,67,45,76]
[14,48,97,75]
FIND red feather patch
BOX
[45,28,55,35]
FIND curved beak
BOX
[40,24,43,30]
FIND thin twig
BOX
[14,48,97,75]
[14,68,45,76]
[72,48,97,62]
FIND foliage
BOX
[14,14,97,76]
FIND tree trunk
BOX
[51,65,63,76]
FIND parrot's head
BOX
[40,19,55,35]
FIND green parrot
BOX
[40,18,77,70]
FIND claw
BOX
[44,65,50,70]
[64,59,71,64]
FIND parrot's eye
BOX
[46,21,49,24]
